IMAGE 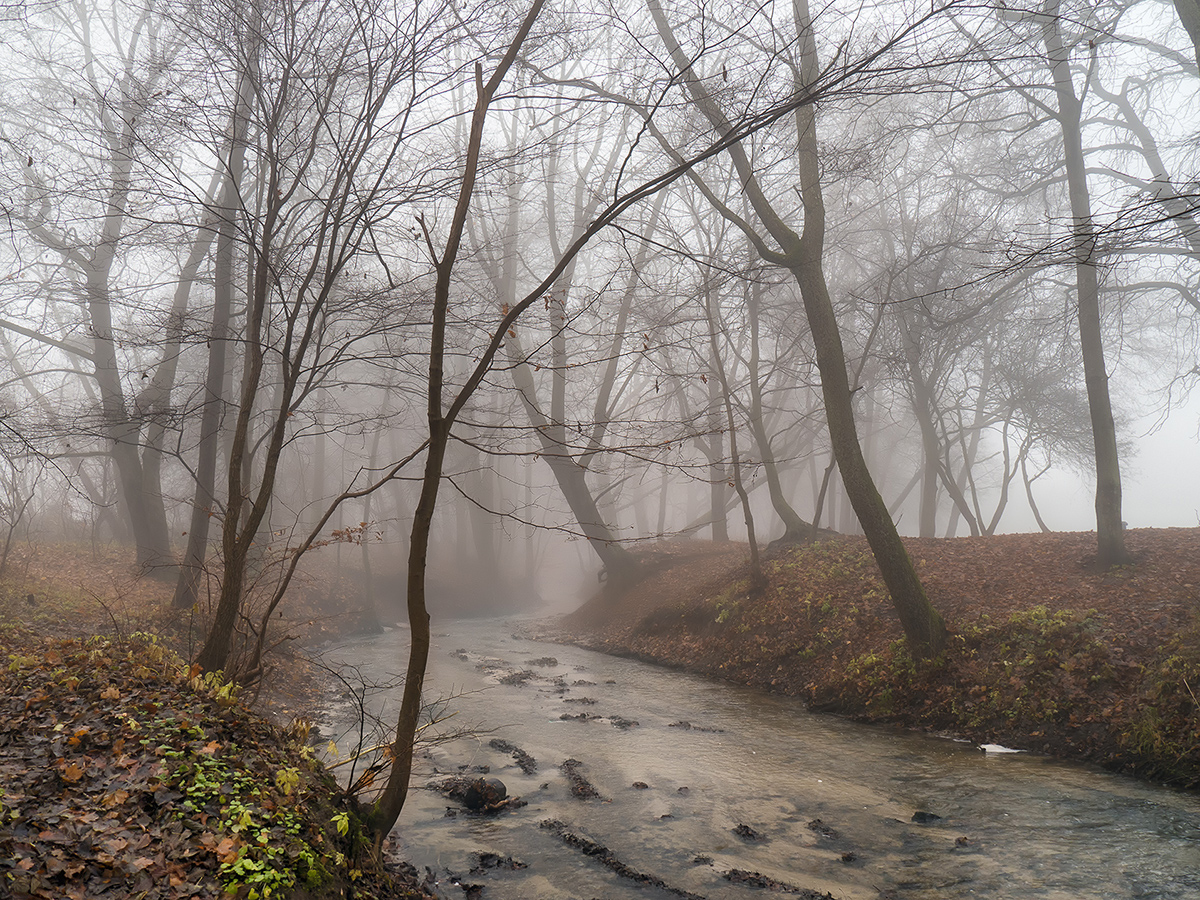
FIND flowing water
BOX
[317,618,1200,900]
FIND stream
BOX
[316,618,1200,900]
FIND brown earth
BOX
[545,528,1200,789]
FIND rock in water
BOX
[463,777,508,811]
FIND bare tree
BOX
[1039,0,1131,565]
[193,0,447,671]
[643,0,949,654]
[0,0,193,570]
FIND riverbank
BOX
[0,547,431,899]
[542,529,1200,789]
[0,626,432,899]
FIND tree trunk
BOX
[1174,0,1200,69]
[706,361,729,541]
[747,277,811,542]
[792,262,947,653]
[507,333,641,589]
[175,97,246,608]
[1042,0,1130,567]
[142,173,224,588]
[704,283,764,589]
[83,111,171,571]
[368,422,443,845]
[646,0,946,655]
[370,1,548,847]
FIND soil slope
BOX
[0,629,431,900]
[0,547,430,900]
[547,528,1200,788]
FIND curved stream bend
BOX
[318,619,1200,900]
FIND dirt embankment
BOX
[0,546,432,900]
[544,529,1200,789]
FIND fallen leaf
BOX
[101,789,130,807]
[100,685,121,700]
[61,762,84,783]
[215,836,240,864]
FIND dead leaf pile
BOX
[0,639,228,898]
[0,634,431,899]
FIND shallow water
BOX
[318,618,1200,899]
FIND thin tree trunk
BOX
[747,276,811,542]
[1042,0,1130,566]
[370,1,549,847]
[704,283,764,588]
[1021,456,1053,533]
[706,363,729,541]
[175,87,248,608]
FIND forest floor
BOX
[0,545,431,900]
[543,528,1200,790]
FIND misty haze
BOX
[0,0,1198,897]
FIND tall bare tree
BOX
[644,0,949,654]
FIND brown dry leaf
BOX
[200,740,220,755]
[130,857,154,872]
[101,789,130,807]
[215,836,239,864]
[100,685,120,700]
[61,762,84,783]
[102,837,129,854]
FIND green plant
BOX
[711,579,749,625]
[332,811,350,836]
[168,746,326,897]
[275,766,300,796]
[843,639,922,714]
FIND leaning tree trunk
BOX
[506,331,641,589]
[647,0,946,654]
[646,0,946,656]
[1042,0,1130,567]
[791,261,947,654]
[789,0,944,654]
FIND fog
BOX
[0,0,1196,623]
